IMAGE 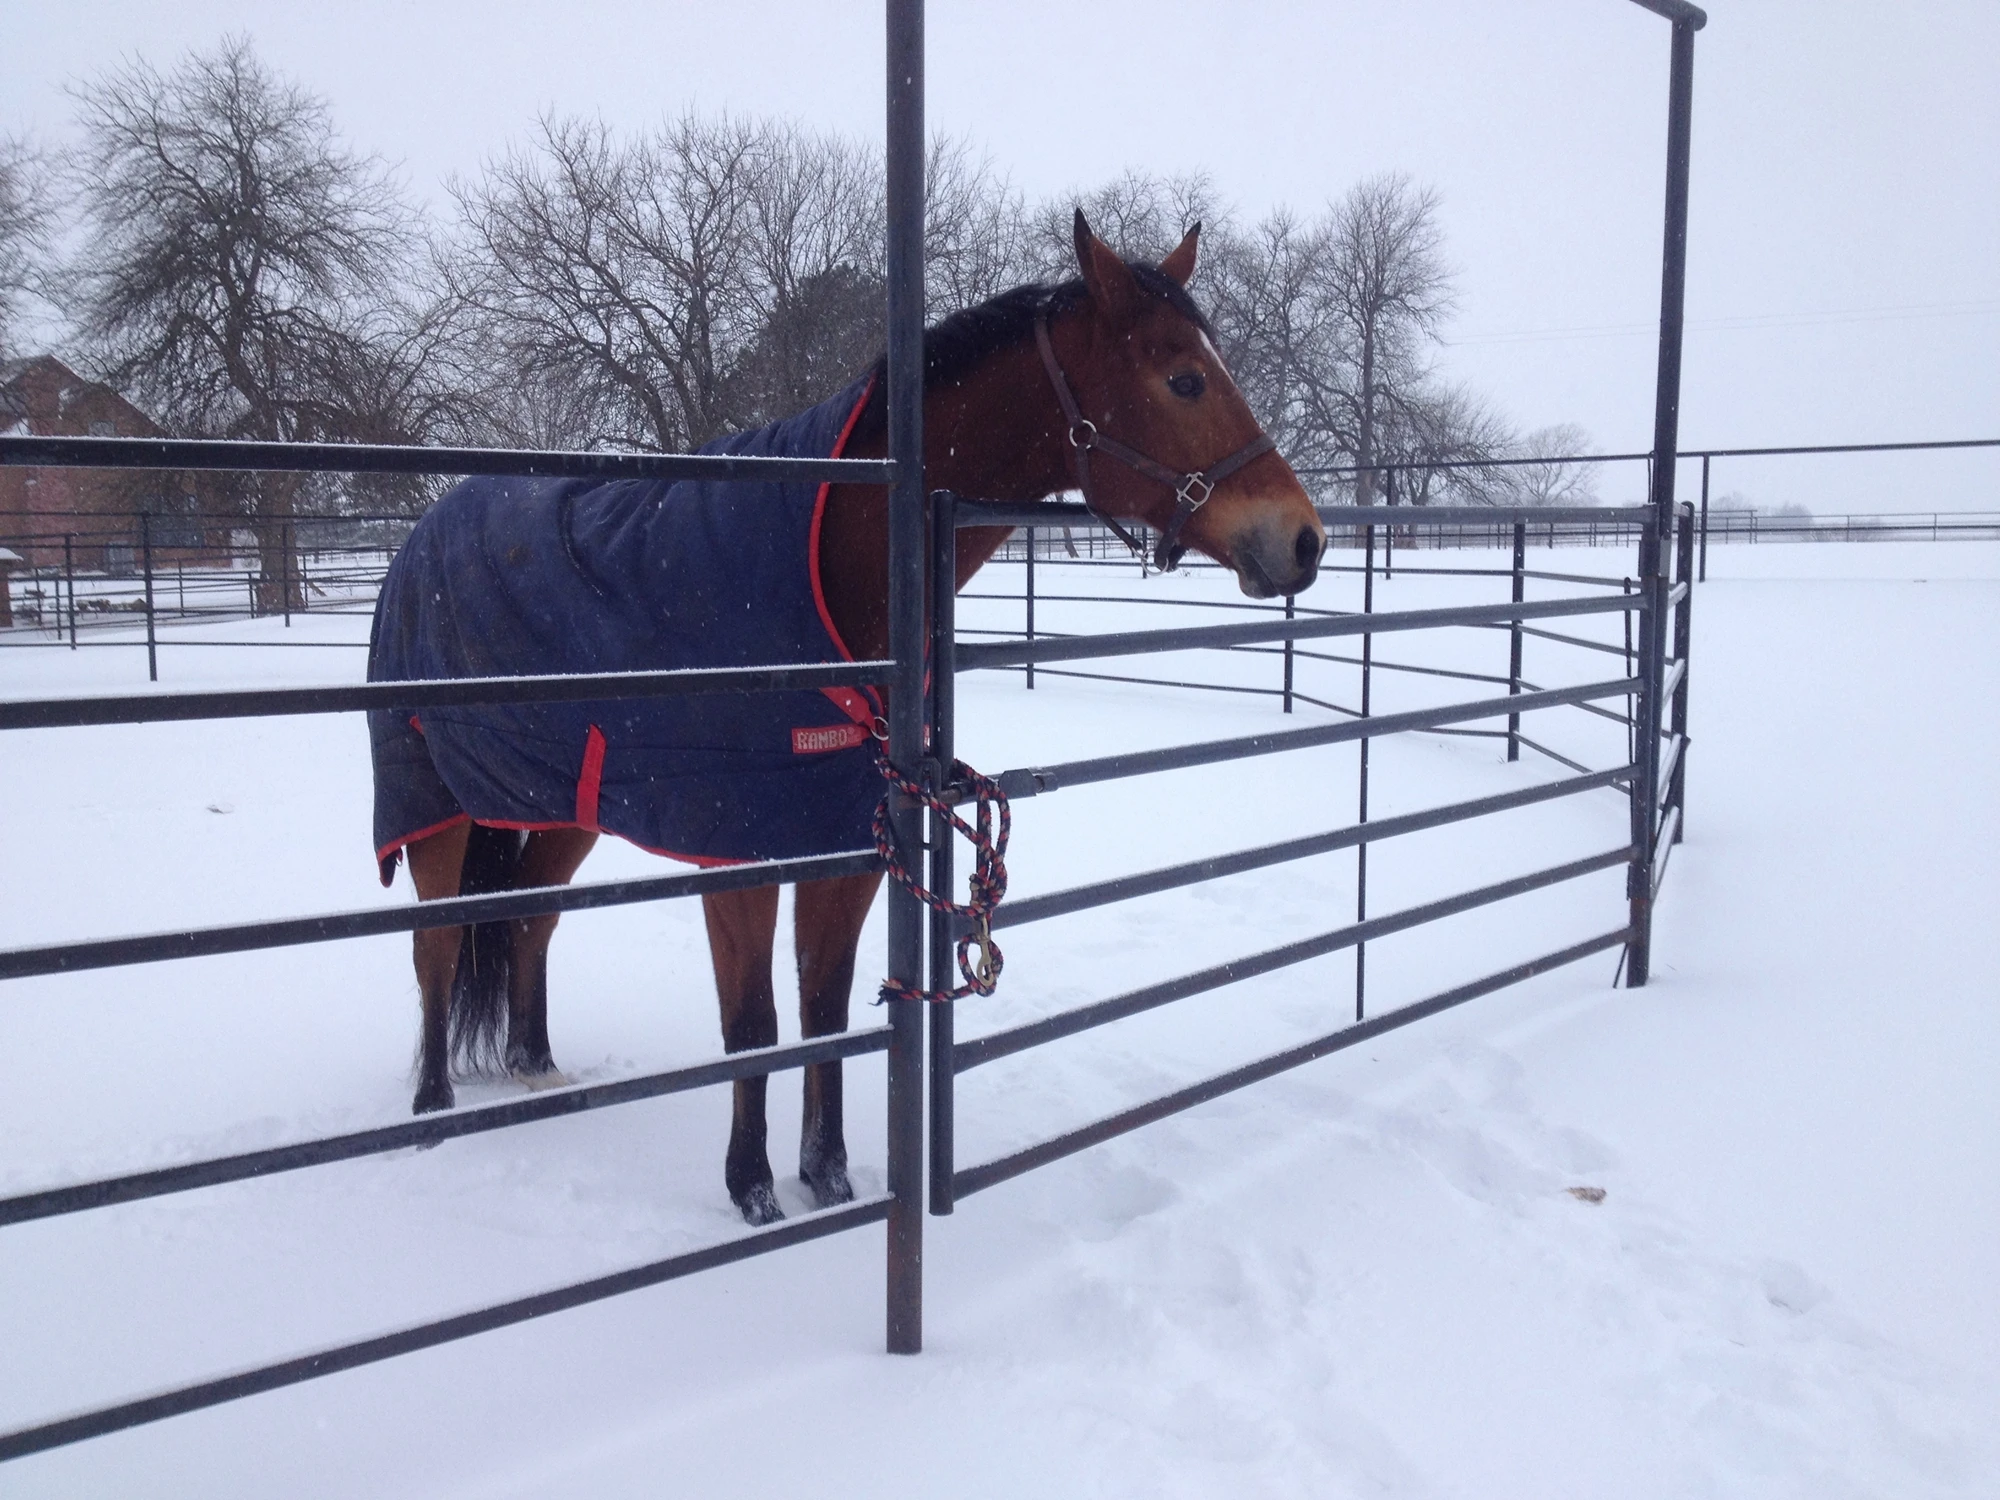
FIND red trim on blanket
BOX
[378,813,752,885]
[810,377,882,731]
[480,822,748,868]
[375,811,471,887]
[575,724,606,830]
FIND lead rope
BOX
[872,753,1010,1004]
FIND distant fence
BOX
[4,491,1996,686]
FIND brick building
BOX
[0,355,233,569]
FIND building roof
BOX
[0,355,167,439]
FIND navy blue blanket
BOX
[368,377,881,884]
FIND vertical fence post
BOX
[1381,469,1394,580]
[1629,14,1698,988]
[140,512,158,683]
[1698,453,1711,582]
[282,520,293,627]
[1670,502,1694,843]
[1623,576,1635,767]
[1355,517,1375,1024]
[64,534,76,649]
[883,0,927,1356]
[1023,524,1035,691]
[928,488,958,1215]
[1282,593,1295,714]
[1507,520,1525,761]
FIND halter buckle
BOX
[1067,419,1098,450]
[1175,472,1215,513]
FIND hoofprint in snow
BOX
[0,541,1994,1497]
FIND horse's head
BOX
[1047,210,1324,597]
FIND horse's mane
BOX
[850,262,1214,441]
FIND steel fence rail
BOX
[958,593,1646,672]
[1515,677,1635,730]
[1513,734,1595,776]
[0,659,894,732]
[986,765,1636,934]
[993,665,1301,701]
[0,1194,893,1463]
[954,499,1654,529]
[1512,622,1632,658]
[1658,733,1686,799]
[0,432,895,487]
[959,589,1347,618]
[952,927,1634,1201]
[1315,504,1651,526]
[1653,808,1683,894]
[1283,647,1512,687]
[0,1026,892,1228]
[989,677,1640,801]
[1295,435,1995,479]
[955,846,1633,1073]
[0,849,880,982]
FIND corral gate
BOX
[0,0,1705,1462]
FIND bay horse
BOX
[369,211,1324,1225]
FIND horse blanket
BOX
[368,376,882,884]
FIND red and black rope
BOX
[873,754,1010,1004]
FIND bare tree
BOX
[1021,169,1223,283]
[65,37,423,598]
[1379,384,1518,506]
[1317,173,1455,504]
[451,118,1034,450]
[1507,422,1600,508]
[0,133,56,361]
[447,112,767,452]
[923,135,1028,317]
[726,124,886,426]
[1205,208,1357,478]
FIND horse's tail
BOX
[448,825,526,1074]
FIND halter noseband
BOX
[1034,311,1277,571]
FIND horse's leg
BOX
[702,885,784,1225]
[406,821,473,1114]
[505,827,599,1087]
[793,870,884,1209]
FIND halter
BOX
[1034,311,1277,572]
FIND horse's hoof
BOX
[734,1183,785,1226]
[801,1165,854,1210]
[412,1078,454,1114]
[510,1065,571,1092]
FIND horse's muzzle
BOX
[1232,520,1325,598]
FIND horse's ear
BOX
[1074,207,1139,318]
[1159,222,1201,288]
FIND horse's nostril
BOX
[1294,526,1322,572]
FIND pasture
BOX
[2,539,1993,1497]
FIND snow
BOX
[1,539,1995,1497]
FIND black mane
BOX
[852,262,1213,440]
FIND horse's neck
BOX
[820,339,1072,662]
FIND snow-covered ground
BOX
[0,539,1994,1497]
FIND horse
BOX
[366,210,1326,1226]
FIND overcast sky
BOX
[6,1,1995,512]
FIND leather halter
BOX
[1034,311,1277,571]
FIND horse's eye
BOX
[1167,371,1205,400]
